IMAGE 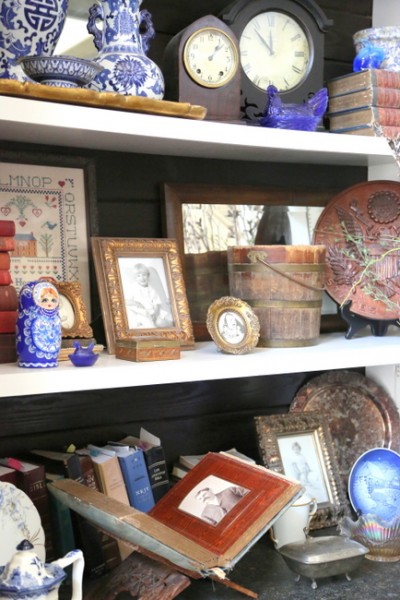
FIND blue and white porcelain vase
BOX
[0,0,70,80]
[86,0,164,98]
[16,279,61,368]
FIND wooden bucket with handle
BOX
[227,245,326,347]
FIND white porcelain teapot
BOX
[0,540,84,600]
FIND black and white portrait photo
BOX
[118,257,174,330]
[217,311,245,344]
[178,475,249,526]
[278,433,330,504]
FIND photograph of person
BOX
[218,311,245,344]
[178,474,249,526]
[118,257,175,329]
[277,433,330,504]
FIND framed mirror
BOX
[162,182,344,340]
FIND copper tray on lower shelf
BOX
[0,79,207,120]
[290,370,400,494]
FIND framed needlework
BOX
[162,182,343,340]
[91,237,195,353]
[254,412,348,529]
[0,150,97,317]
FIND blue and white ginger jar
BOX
[16,279,61,368]
[86,0,164,98]
[0,0,70,80]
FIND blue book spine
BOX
[118,449,155,512]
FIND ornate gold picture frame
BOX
[254,412,348,529]
[206,296,260,354]
[91,237,194,353]
[56,281,94,339]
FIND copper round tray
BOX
[313,180,400,320]
[290,370,400,493]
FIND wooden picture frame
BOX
[162,182,345,340]
[149,452,302,559]
[254,412,348,529]
[0,149,98,318]
[91,237,194,354]
[206,296,260,354]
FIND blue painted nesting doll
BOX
[16,280,62,368]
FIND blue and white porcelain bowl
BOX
[19,55,103,88]
[353,26,400,71]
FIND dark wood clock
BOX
[221,0,333,121]
[162,15,242,122]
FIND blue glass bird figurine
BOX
[259,85,328,131]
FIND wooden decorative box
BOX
[115,337,181,362]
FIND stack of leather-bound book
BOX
[0,219,17,363]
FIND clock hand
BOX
[208,42,223,60]
[254,28,274,55]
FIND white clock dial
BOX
[239,11,311,92]
[184,27,239,88]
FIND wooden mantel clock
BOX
[221,0,333,120]
[162,15,242,122]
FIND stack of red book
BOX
[0,219,18,363]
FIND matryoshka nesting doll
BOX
[16,279,62,368]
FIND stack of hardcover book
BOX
[0,219,17,363]
[327,69,400,137]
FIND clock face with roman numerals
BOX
[221,0,331,120]
[239,11,311,93]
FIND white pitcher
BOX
[0,539,84,600]
[271,493,317,549]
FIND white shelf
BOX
[0,96,394,166]
[2,331,400,398]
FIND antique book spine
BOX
[328,86,400,114]
[328,106,400,132]
[90,452,132,560]
[0,237,15,251]
[0,285,18,310]
[118,449,155,512]
[0,464,17,484]
[46,473,77,560]
[142,445,170,503]
[328,69,400,97]
[0,220,16,237]
[0,333,16,363]
[331,124,400,137]
[0,252,11,270]
[66,454,110,577]
[0,310,17,333]
[0,271,12,285]
[119,434,171,503]
[2,458,56,561]
[77,454,121,572]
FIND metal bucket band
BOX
[228,262,324,273]
[245,299,323,309]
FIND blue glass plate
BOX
[349,448,400,521]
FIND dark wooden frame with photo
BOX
[162,182,345,340]
[254,412,349,529]
[91,237,195,353]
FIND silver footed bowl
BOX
[19,55,103,88]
